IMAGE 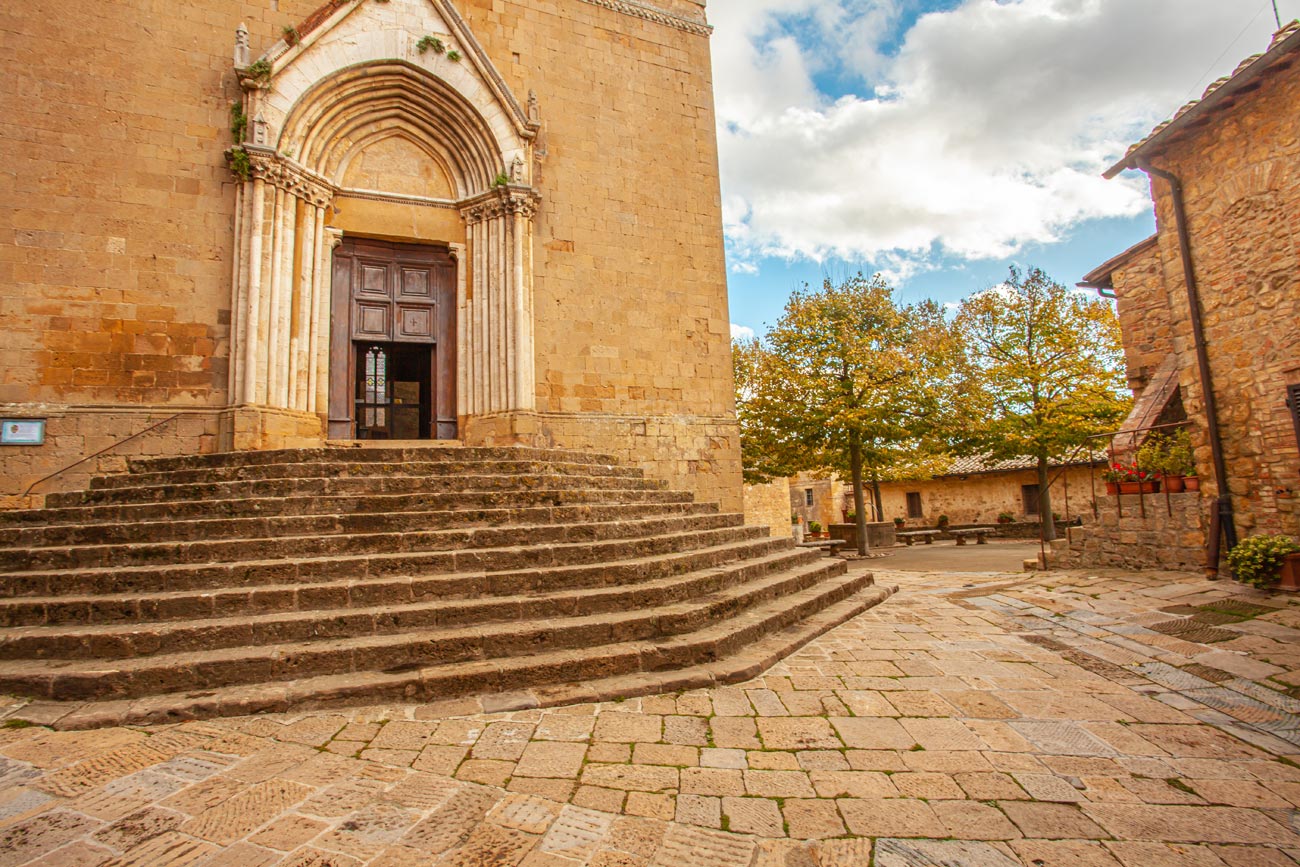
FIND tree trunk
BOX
[1038,456,1057,543]
[850,433,870,556]
[870,470,884,524]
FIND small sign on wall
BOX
[1,419,46,445]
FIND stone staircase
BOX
[0,445,893,728]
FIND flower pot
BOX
[1118,480,1159,494]
[1184,476,1201,492]
[1104,481,1119,495]
[1276,553,1300,593]
[1164,475,1186,494]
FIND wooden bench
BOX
[897,530,941,546]
[799,539,847,556]
[950,527,995,545]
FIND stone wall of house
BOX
[1057,491,1209,573]
[1110,243,1175,396]
[876,466,1099,527]
[1142,58,1300,542]
[0,0,741,511]
[744,478,792,539]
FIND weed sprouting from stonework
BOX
[230,103,247,144]
[227,146,252,182]
[447,49,462,62]
[417,35,445,55]
[246,59,272,84]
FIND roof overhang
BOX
[1105,22,1300,178]
[1077,234,1159,290]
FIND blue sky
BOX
[711,0,1298,338]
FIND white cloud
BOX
[712,0,1287,272]
[731,323,757,340]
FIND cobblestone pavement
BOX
[5,564,1300,866]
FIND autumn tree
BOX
[954,266,1129,542]
[734,273,959,554]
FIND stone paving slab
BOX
[1,566,1300,864]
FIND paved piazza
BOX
[5,564,1300,866]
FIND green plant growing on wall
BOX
[446,49,462,62]
[1227,534,1300,588]
[246,59,273,84]
[282,25,300,46]
[493,172,510,187]
[227,146,252,182]
[417,35,445,54]
[230,102,247,144]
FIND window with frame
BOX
[805,489,814,506]
[905,492,922,519]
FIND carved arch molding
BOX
[227,0,542,438]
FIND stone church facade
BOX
[0,0,740,510]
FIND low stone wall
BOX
[830,522,897,550]
[1056,491,1209,572]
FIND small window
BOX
[905,492,922,519]
[1289,384,1300,453]
[1022,484,1041,516]
[804,489,814,506]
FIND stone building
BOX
[780,458,1097,537]
[1067,22,1300,570]
[0,0,740,510]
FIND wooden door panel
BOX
[396,305,434,342]
[358,262,390,297]
[398,267,433,300]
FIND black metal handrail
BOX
[23,414,183,497]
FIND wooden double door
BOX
[328,238,457,440]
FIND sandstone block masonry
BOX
[1057,492,1209,573]
[0,0,742,512]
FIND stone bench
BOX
[800,539,847,556]
[950,527,995,545]
[897,530,942,546]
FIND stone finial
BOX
[509,154,525,184]
[234,23,251,68]
[253,111,268,145]
[527,90,540,123]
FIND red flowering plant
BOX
[1101,462,1146,483]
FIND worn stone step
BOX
[0,559,863,702]
[41,573,897,728]
[0,487,696,529]
[89,458,645,491]
[0,525,771,598]
[0,512,746,572]
[0,547,828,662]
[45,471,669,509]
[124,445,624,475]
[0,539,811,628]
[0,501,718,550]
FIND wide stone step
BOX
[45,471,668,509]
[41,573,897,728]
[0,547,828,662]
[0,559,863,702]
[0,501,718,550]
[89,458,645,491]
[126,445,625,474]
[0,537,796,627]
[0,525,771,598]
[0,512,745,572]
[0,487,696,530]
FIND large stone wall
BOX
[1058,491,1209,573]
[1110,243,1174,396]
[0,0,740,509]
[1138,62,1300,541]
[743,479,792,539]
[876,466,1098,527]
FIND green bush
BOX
[1227,534,1300,588]
[809,521,822,534]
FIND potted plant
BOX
[997,512,1014,524]
[893,517,905,528]
[809,521,823,539]
[1184,470,1201,492]
[1226,534,1300,591]
[936,515,950,530]
[1140,429,1194,493]
[1106,461,1159,494]
[1100,465,1124,495]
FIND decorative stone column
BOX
[459,186,540,420]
